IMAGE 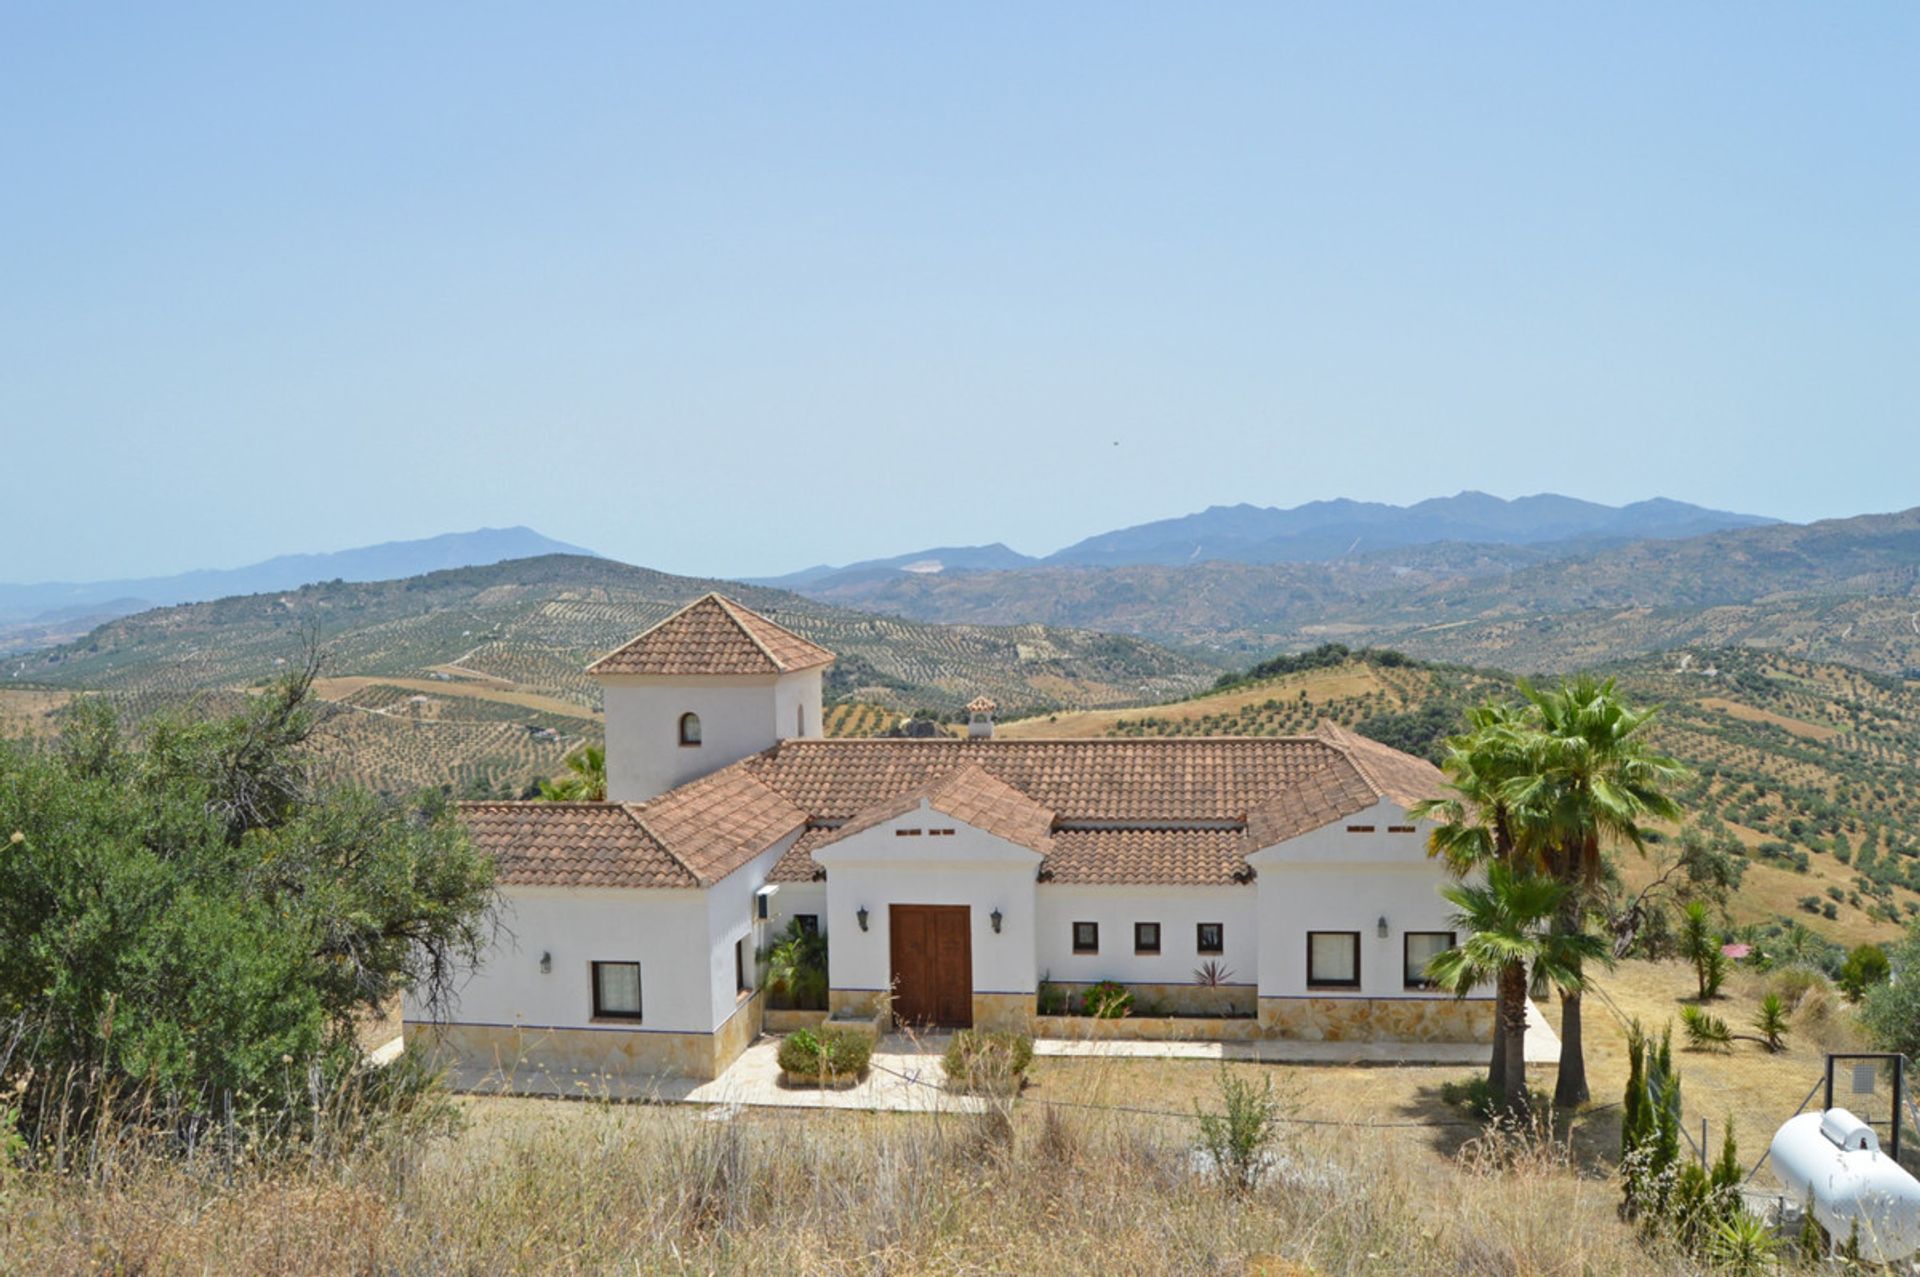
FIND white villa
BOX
[405,593,1490,1080]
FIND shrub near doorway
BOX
[776,1028,872,1088]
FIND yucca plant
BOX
[1752,993,1790,1053]
[1680,1005,1732,1052]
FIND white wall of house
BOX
[1033,884,1257,987]
[598,668,822,803]
[764,879,828,940]
[1247,798,1468,1000]
[415,884,715,1033]
[415,829,804,1037]
[814,804,1042,997]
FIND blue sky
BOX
[3,5,1915,582]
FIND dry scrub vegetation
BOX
[3,1088,1728,1277]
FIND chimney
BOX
[965,696,997,739]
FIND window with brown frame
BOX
[794,914,820,936]
[1306,932,1361,989]
[1072,921,1099,954]
[1403,931,1455,990]
[1196,922,1224,954]
[1134,921,1161,954]
[591,961,643,1020]
[678,712,702,746]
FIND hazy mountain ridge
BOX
[756,492,1775,587]
[783,507,1920,676]
[0,527,597,637]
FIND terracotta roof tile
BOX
[476,729,1444,890]
[631,767,808,885]
[1041,827,1251,886]
[458,802,697,889]
[810,765,1055,857]
[586,593,835,677]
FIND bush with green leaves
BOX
[762,919,828,1011]
[0,659,496,1150]
[1193,1065,1285,1193]
[1860,928,1920,1057]
[942,1029,1034,1095]
[775,1027,871,1083]
[1838,943,1891,1002]
[1081,980,1133,1019]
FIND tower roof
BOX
[586,593,836,677]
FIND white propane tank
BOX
[1768,1108,1920,1263]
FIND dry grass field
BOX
[1,955,1881,1274]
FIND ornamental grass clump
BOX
[775,1028,871,1086]
[942,1030,1035,1096]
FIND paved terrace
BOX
[408,1001,1558,1113]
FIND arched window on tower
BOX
[678,712,702,746]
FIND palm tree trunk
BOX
[1499,961,1529,1116]
[1487,982,1508,1096]
[1553,988,1588,1108]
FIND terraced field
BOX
[4,555,1219,796]
[1006,646,1920,951]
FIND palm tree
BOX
[537,744,607,802]
[1410,703,1541,1095]
[1508,676,1688,1108]
[1429,863,1569,1117]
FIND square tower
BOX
[587,593,834,803]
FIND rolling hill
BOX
[996,644,1920,953]
[787,507,1920,675]
[0,554,1221,797]
[0,527,601,654]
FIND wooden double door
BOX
[889,904,973,1028]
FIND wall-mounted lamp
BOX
[857,906,870,932]
[539,951,553,973]
[990,908,1003,934]
[1376,916,1390,939]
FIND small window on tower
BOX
[679,712,702,746]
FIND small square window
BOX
[794,914,820,937]
[591,961,643,1020]
[1134,921,1161,954]
[1307,932,1361,989]
[1072,921,1099,954]
[1404,931,1455,990]
[1196,922,1224,954]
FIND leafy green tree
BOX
[0,657,496,1145]
[1860,927,1920,1056]
[1838,943,1890,1002]
[537,744,607,801]
[1430,863,1569,1116]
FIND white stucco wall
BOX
[1034,884,1257,988]
[814,803,1041,997]
[413,884,716,1034]
[598,668,822,803]
[1247,798,1471,1000]
[414,830,803,1036]
[764,880,828,940]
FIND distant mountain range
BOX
[0,527,597,653]
[749,491,1774,588]
[778,506,1920,677]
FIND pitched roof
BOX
[585,593,835,677]
[1040,827,1251,886]
[458,802,697,889]
[470,723,1444,890]
[809,765,1055,857]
